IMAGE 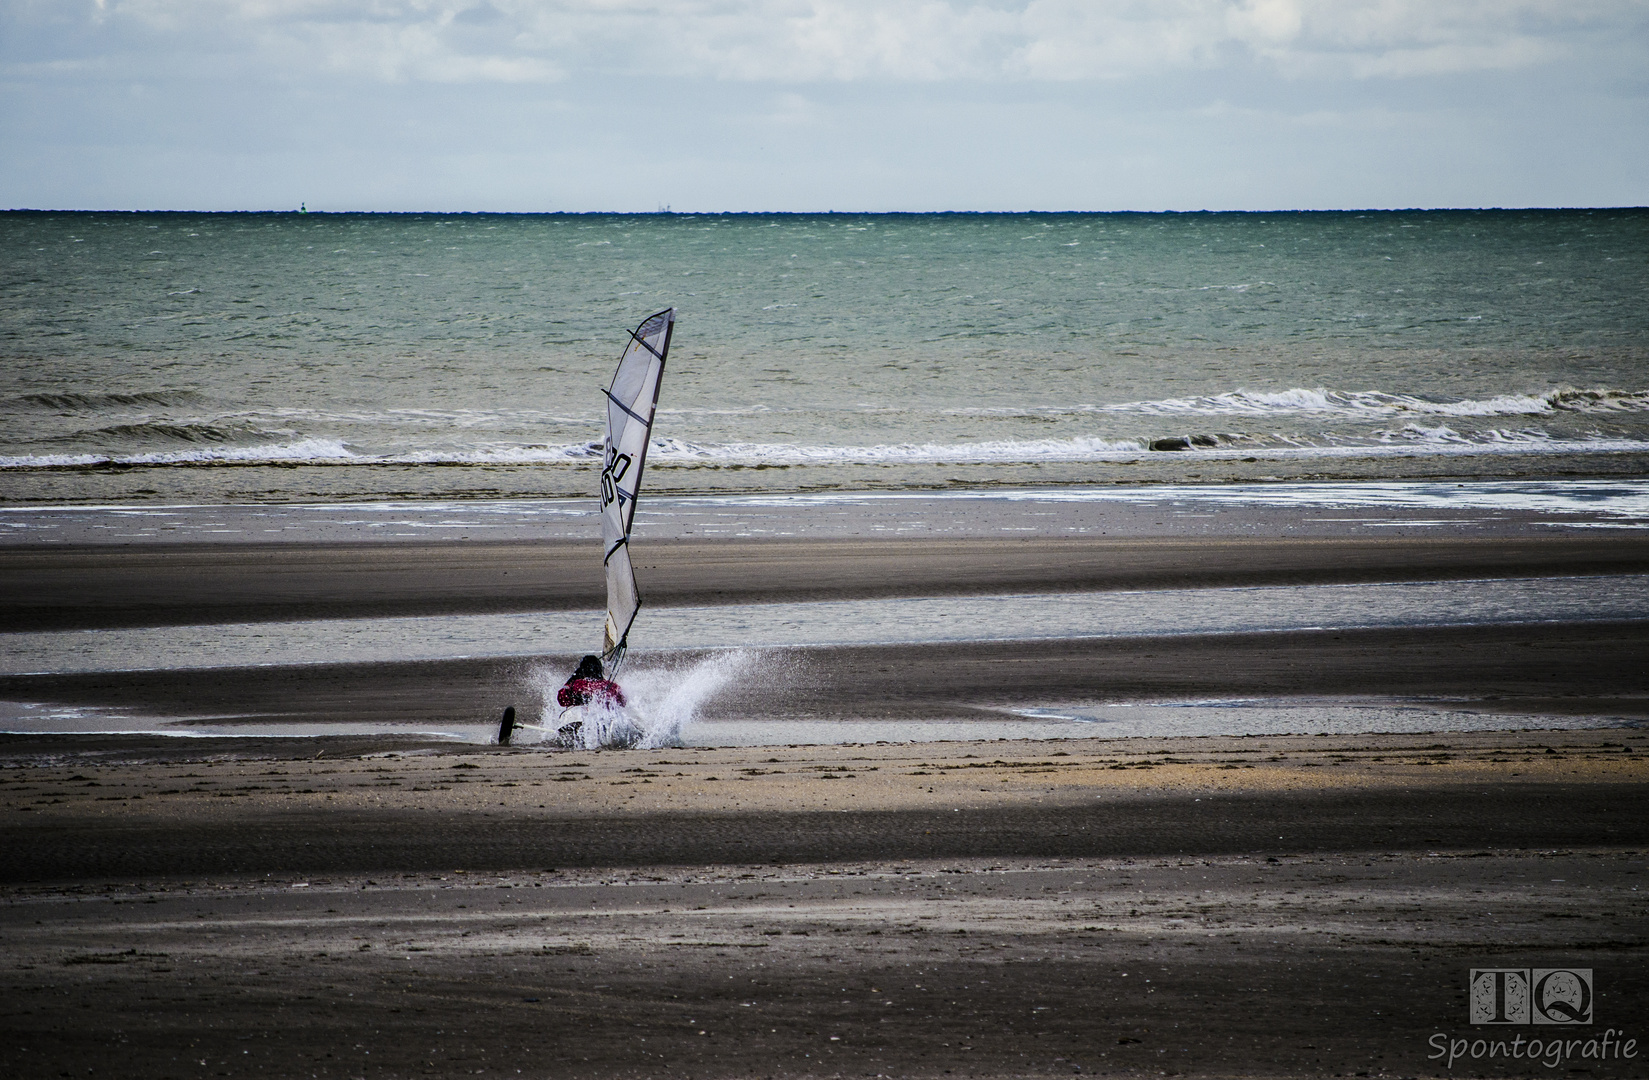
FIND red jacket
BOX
[558,677,625,709]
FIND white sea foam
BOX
[643,435,1148,465]
[385,443,603,465]
[638,429,1638,466]
[6,428,1646,472]
[946,387,1649,421]
[5,384,1647,473]
[1107,386,1649,419]
[0,438,356,468]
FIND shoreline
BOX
[4,450,1649,506]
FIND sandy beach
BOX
[5,179,1648,1080]
[3,730,1647,1079]
[4,502,1648,1078]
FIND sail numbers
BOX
[601,452,633,508]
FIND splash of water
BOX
[526,650,757,750]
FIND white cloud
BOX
[10,0,1639,85]
[1225,0,1589,78]
[3,0,1642,211]
[289,18,565,82]
[1226,0,1303,46]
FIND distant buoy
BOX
[299,203,307,214]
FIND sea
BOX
[3,207,1648,505]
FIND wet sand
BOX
[9,532,1648,729]
[3,731,1647,1079]
[4,621,1648,730]
[5,533,1648,631]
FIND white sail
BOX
[600,307,674,663]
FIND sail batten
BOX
[599,307,674,666]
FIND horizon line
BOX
[5,204,1647,217]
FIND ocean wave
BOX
[638,431,1649,465]
[385,442,604,464]
[0,438,356,468]
[78,422,244,445]
[5,428,1647,472]
[0,435,1153,470]
[643,435,1149,466]
[403,429,1640,466]
[0,439,608,470]
[6,390,206,412]
[649,428,1647,464]
[935,387,1649,421]
[1375,423,1532,443]
[1543,387,1649,412]
[1108,386,1649,419]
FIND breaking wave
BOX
[3,384,1646,472]
[643,435,1149,465]
[0,438,355,468]
[0,435,1154,469]
[391,442,604,464]
[647,429,1649,463]
[6,427,1648,471]
[1105,386,1649,419]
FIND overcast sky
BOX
[3,0,1646,212]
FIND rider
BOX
[557,654,626,709]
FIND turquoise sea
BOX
[3,208,1647,503]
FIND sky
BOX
[2,0,1646,213]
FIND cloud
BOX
[8,0,1640,86]
[1218,0,1592,79]
[291,17,565,83]
[1003,0,1618,81]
